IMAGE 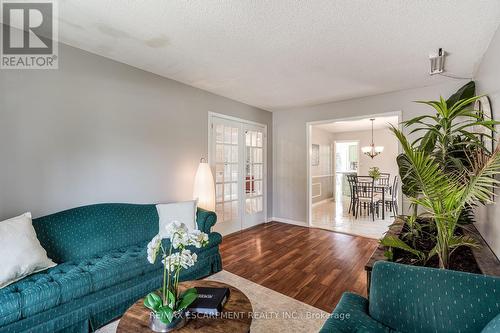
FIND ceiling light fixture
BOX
[361,119,384,159]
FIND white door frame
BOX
[306,111,403,227]
[333,140,360,201]
[208,112,268,233]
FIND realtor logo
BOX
[1,0,58,69]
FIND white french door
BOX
[243,123,266,229]
[209,114,267,235]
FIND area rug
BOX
[96,270,328,333]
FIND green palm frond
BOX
[448,235,480,257]
[460,145,500,205]
[396,153,420,197]
[402,115,438,127]
[448,95,483,116]
[380,235,426,261]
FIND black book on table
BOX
[187,287,230,315]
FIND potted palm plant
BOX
[389,125,499,268]
[144,221,209,332]
[377,82,500,271]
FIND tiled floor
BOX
[311,198,393,239]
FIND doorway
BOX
[208,113,267,235]
[307,112,402,239]
[334,141,359,204]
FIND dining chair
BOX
[378,175,399,217]
[357,176,373,183]
[346,174,358,216]
[378,173,390,187]
[354,176,380,221]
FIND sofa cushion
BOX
[4,263,93,320]
[32,204,159,263]
[45,264,93,303]
[79,242,152,292]
[157,201,197,234]
[14,274,61,318]
[0,212,56,289]
[2,244,154,323]
[0,285,21,327]
[32,205,219,264]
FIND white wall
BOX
[311,127,334,203]
[332,128,399,179]
[474,25,500,258]
[0,41,273,220]
[273,80,468,224]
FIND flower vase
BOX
[148,311,188,332]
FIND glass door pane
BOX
[244,126,265,228]
[213,121,240,228]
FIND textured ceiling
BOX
[316,116,399,134]
[51,1,500,110]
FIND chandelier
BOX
[361,119,384,159]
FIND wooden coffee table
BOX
[117,281,253,333]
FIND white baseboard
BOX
[270,217,308,226]
[312,198,334,207]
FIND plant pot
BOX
[148,310,188,332]
[364,217,500,295]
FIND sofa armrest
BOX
[319,292,390,333]
[196,208,217,234]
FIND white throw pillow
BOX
[156,200,197,237]
[0,212,57,289]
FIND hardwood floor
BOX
[219,222,378,312]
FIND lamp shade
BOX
[361,146,372,153]
[193,159,215,211]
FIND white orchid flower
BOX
[146,234,161,264]
[162,249,198,272]
[164,220,189,240]
[171,231,190,249]
[188,230,209,248]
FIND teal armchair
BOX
[320,261,500,333]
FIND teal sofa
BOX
[320,261,500,333]
[0,204,222,333]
